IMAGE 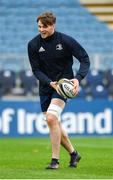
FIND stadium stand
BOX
[0,0,113,99]
[0,0,113,55]
[80,0,113,30]
[0,68,112,100]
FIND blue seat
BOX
[0,70,16,95]
[104,69,113,86]
[108,84,113,97]
[86,69,104,87]
[91,85,108,99]
[19,70,39,95]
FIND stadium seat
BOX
[91,85,108,99]
[86,69,105,87]
[104,69,113,87]
[19,70,39,95]
[108,84,113,99]
[0,70,16,96]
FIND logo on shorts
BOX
[56,44,63,50]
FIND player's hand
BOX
[70,78,79,96]
[50,81,58,91]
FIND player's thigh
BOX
[51,98,66,109]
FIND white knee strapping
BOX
[47,104,63,121]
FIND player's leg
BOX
[46,97,81,168]
[46,112,61,160]
[60,124,74,153]
[46,98,65,169]
[60,124,81,167]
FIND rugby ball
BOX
[57,78,75,99]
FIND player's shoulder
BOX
[60,32,75,40]
[59,32,77,45]
[28,34,40,48]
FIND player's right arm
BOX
[28,41,52,86]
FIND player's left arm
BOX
[72,41,90,83]
[63,34,90,81]
[62,34,90,95]
[71,39,90,95]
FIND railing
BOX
[0,53,30,72]
[89,53,113,70]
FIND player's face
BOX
[38,20,55,39]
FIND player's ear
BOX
[53,23,55,29]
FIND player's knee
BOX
[46,113,58,126]
[46,103,63,122]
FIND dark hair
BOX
[37,12,56,26]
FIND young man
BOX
[28,12,90,169]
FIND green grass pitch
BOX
[0,137,113,179]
